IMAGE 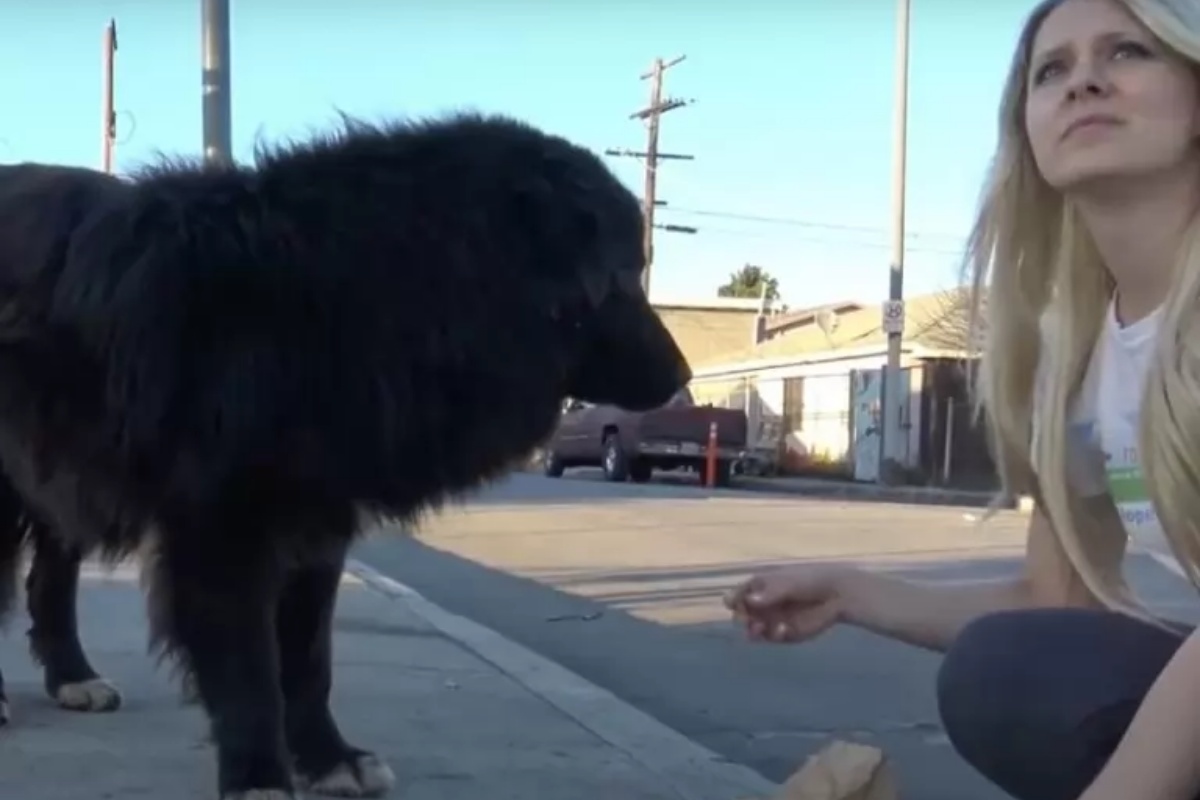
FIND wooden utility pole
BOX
[878,0,911,485]
[606,55,694,296]
[101,19,117,174]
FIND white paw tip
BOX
[56,678,121,712]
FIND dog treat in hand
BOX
[771,740,898,800]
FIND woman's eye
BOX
[1031,39,1154,86]
[1112,40,1154,60]
[1032,59,1064,85]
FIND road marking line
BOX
[344,558,777,800]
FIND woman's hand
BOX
[724,566,851,644]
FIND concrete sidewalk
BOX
[0,562,776,800]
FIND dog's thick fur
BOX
[0,165,132,726]
[0,112,690,799]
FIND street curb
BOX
[732,477,1015,510]
[518,465,1029,513]
[344,559,778,800]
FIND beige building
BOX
[673,289,997,488]
[653,296,863,371]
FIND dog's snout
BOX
[675,358,693,386]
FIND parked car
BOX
[540,387,749,486]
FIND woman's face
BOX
[1024,0,1200,192]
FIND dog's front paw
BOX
[179,672,201,705]
[298,752,395,798]
[55,677,122,712]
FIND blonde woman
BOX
[725,0,1200,798]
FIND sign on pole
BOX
[881,299,905,335]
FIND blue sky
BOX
[3,1,1033,308]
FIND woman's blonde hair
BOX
[967,0,1200,620]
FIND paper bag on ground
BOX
[772,740,898,800]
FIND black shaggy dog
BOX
[0,112,691,799]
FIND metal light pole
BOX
[201,0,232,166]
[879,0,910,485]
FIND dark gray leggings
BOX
[936,608,1192,800]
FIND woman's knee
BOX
[936,607,1182,800]
[936,609,1087,799]
[938,606,1187,734]
[937,610,1035,754]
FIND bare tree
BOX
[919,286,986,355]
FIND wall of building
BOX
[689,351,926,479]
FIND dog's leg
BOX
[26,522,120,713]
[0,535,17,728]
[147,536,294,800]
[283,550,394,798]
[0,472,28,727]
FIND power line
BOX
[691,225,964,257]
[605,55,695,295]
[658,205,964,244]
[656,223,698,234]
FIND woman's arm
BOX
[1078,627,1200,800]
[833,562,1030,652]
[835,499,1126,652]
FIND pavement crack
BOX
[745,720,944,741]
[545,611,604,622]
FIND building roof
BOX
[693,287,977,370]
[651,297,874,369]
[653,303,761,367]
[652,296,773,312]
[760,300,863,336]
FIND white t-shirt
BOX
[1036,300,1178,575]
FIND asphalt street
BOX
[353,470,1200,800]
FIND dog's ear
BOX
[567,189,651,310]
[612,267,644,296]
[564,170,647,306]
[579,267,611,309]
[581,265,645,308]
[512,159,638,311]
[552,189,619,310]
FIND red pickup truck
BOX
[539,387,748,486]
